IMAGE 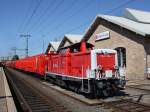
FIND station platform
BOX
[0,67,17,112]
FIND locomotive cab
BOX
[85,49,126,97]
[89,49,118,79]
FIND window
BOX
[115,47,126,67]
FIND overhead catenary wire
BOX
[54,19,92,40]
[38,0,92,35]
[17,0,136,56]
[32,0,79,34]
[17,0,34,33]
[22,0,43,33]
[105,0,136,14]
[27,0,56,33]
[51,0,136,40]
[29,0,65,33]
[53,0,135,33]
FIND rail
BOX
[106,99,150,112]
[4,68,68,112]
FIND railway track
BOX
[126,85,150,93]
[4,68,69,112]
[106,99,150,112]
[4,67,150,112]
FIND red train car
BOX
[5,60,15,68]
[7,54,47,76]
[5,41,126,97]
[46,42,126,97]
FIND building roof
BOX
[83,8,150,41]
[45,41,60,53]
[124,8,150,24]
[64,34,82,43]
[99,14,150,36]
[58,34,82,49]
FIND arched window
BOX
[115,47,126,67]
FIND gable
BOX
[63,41,72,47]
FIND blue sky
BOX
[0,0,150,58]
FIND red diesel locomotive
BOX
[5,41,126,97]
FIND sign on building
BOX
[95,31,110,41]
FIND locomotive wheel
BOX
[102,90,109,97]
[56,79,68,89]
[47,77,55,84]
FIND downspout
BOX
[145,35,149,79]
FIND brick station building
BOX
[82,8,150,80]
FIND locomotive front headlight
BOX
[97,65,102,70]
